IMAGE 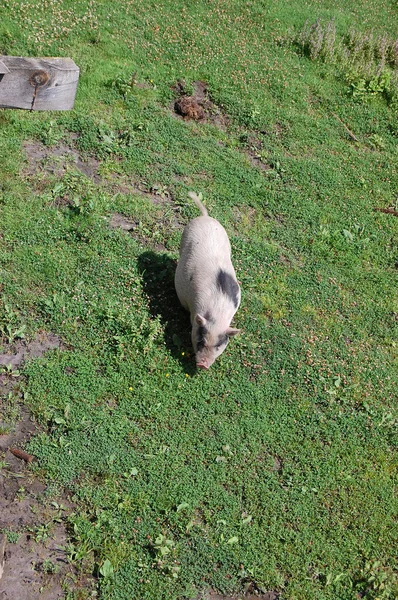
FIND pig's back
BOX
[175,216,236,312]
[179,216,231,259]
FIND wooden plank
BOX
[0,59,10,74]
[0,55,79,111]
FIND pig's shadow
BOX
[137,251,195,373]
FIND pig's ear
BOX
[226,327,241,337]
[195,314,207,326]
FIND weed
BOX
[0,364,21,377]
[326,561,398,599]
[367,133,386,150]
[39,120,65,147]
[345,68,392,103]
[151,185,171,200]
[110,72,138,99]
[354,561,398,599]
[154,534,175,558]
[99,559,114,579]
[59,172,97,215]
[294,19,398,106]
[65,541,94,569]
[41,559,59,574]
[296,18,337,62]
[0,303,26,343]
[33,522,52,543]
[2,530,21,543]
[15,486,26,502]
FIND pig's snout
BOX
[196,361,210,370]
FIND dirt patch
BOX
[245,135,272,172]
[172,80,230,129]
[0,509,72,600]
[102,173,183,231]
[108,183,184,252]
[23,139,101,183]
[23,137,184,220]
[109,213,138,231]
[273,122,286,137]
[0,403,77,600]
[109,212,169,252]
[0,332,92,599]
[0,332,62,371]
[134,183,183,225]
[231,205,282,237]
[278,247,304,269]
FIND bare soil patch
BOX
[0,332,91,599]
[109,213,139,232]
[245,135,272,172]
[132,183,184,229]
[23,137,185,237]
[172,80,230,129]
[0,332,62,371]
[0,403,76,600]
[109,212,173,252]
[108,183,184,251]
[231,205,258,230]
[231,205,285,236]
[23,139,101,183]
[103,174,184,221]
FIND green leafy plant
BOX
[111,72,138,99]
[0,304,26,343]
[153,534,175,558]
[99,559,114,579]
[41,559,59,574]
[3,530,21,543]
[33,522,52,543]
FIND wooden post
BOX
[0,56,79,111]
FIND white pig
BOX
[175,192,241,369]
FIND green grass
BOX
[0,0,397,598]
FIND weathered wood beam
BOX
[0,56,79,111]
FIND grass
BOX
[0,0,397,598]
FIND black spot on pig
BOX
[197,325,208,351]
[217,269,239,308]
[216,333,229,349]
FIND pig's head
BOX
[192,314,240,369]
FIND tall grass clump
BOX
[296,18,338,62]
[295,19,398,107]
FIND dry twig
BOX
[331,112,359,142]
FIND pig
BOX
[175,192,241,369]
